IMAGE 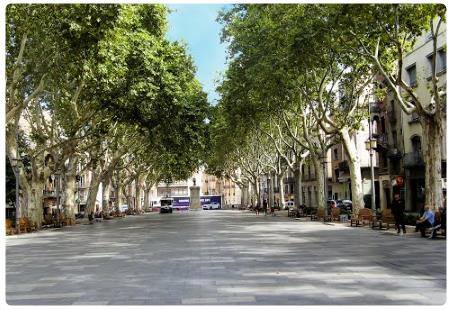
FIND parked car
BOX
[337,199,353,212]
[284,201,295,210]
[160,205,173,213]
[119,205,129,212]
[327,200,337,209]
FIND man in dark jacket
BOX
[391,193,406,234]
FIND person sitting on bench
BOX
[415,205,435,238]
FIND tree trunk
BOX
[278,171,285,208]
[123,184,133,210]
[63,161,77,223]
[26,180,44,228]
[294,163,304,208]
[421,114,443,212]
[86,171,101,216]
[115,171,122,211]
[341,128,365,214]
[268,173,274,210]
[135,174,141,212]
[251,177,259,206]
[102,178,111,215]
[312,156,325,213]
[144,188,150,211]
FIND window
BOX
[406,64,417,87]
[334,169,339,181]
[427,49,447,74]
[439,49,446,71]
[390,100,395,113]
[333,148,339,160]
[411,136,422,153]
[380,117,386,134]
[392,130,398,148]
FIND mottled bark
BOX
[341,128,364,214]
[278,171,286,208]
[63,160,77,222]
[422,114,443,211]
[102,178,111,214]
[312,156,325,213]
[115,171,122,211]
[26,180,44,228]
[294,163,304,208]
[144,188,150,211]
[135,174,141,211]
[86,171,101,216]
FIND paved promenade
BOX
[5,210,446,305]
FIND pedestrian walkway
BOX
[5,210,446,305]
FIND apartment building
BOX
[378,20,447,212]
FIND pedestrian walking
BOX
[415,205,435,238]
[255,203,260,215]
[270,204,275,216]
[391,193,406,235]
[263,199,268,216]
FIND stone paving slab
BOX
[5,210,446,305]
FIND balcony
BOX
[375,134,388,152]
[403,152,424,168]
[338,160,349,172]
[387,148,402,160]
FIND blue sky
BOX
[166,4,230,105]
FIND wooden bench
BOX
[350,208,374,227]
[19,217,36,233]
[6,219,16,235]
[311,208,331,222]
[425,211,446,238]
[330,208,341,222]
[288,208,297,218]
[372,208,396,230]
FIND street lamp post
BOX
[365,117,377,215]
[11,157,22,232]
[76,174,81,214]
[321,152,328,216]
[55,169,62,226]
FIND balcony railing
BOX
[375,134,388,151]
[403,152,424,168]
[387,148,402,159]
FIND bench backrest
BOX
[331,208,340,217]
[435,211,442,223]
[317,208,325,218]
[359,208,372,219]
[381,208,394,220]
[5,219,13,229]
